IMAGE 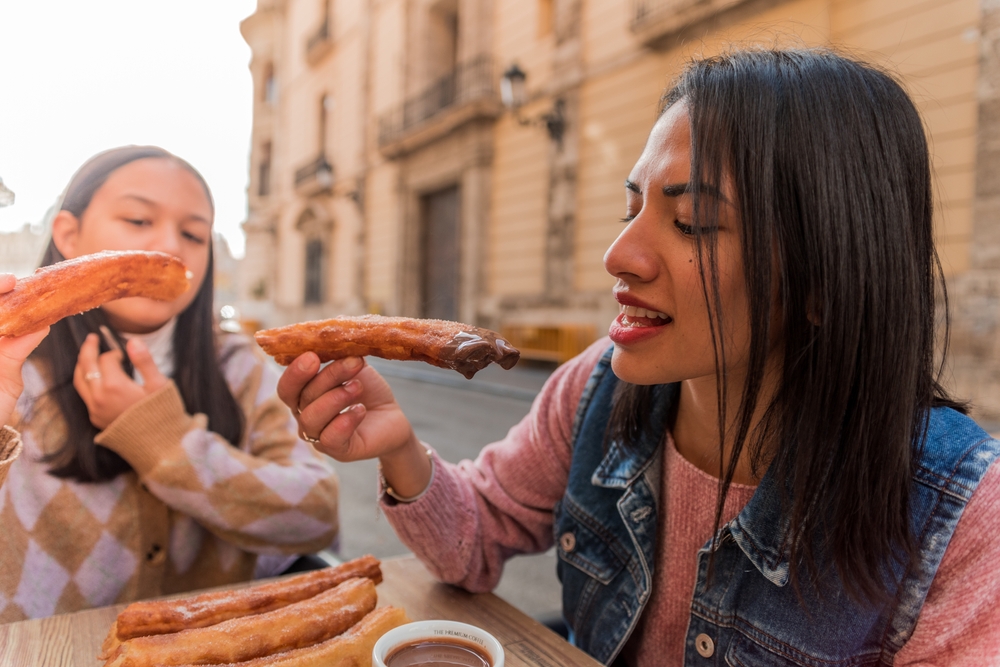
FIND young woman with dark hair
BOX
[278,49,1000,664]
[0,146,339,622]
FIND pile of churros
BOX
[99,555,409,667]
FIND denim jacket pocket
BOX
[555,494,630,584]
[726,632,881,667]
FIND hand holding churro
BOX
[0,273,48,427]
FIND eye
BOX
[620,214,636,223]
[182,231,207,244]
[674,220,695,236]
[124,218,150,227]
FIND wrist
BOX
[378,436,434,502]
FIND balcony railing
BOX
[378,55,498,147]
[294,154,333,195]
[306,18,332,64]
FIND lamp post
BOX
[500,63,566,146]
[0,177,13,208]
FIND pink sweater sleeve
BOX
[895,456,1000,665]
[381,339,611,592]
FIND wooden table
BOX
[0,555,602,667]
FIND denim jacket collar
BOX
[592,383,678,490]
[728,465,792,586]
[589,379,792,586]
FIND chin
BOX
[102,299,180,334]
[611,347,668,386]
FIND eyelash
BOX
[126,219,206,244]
[619,215,697,238]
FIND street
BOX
[326,356,563,622]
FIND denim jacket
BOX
[553,347,1000,665]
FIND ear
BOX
[50,210,82,259]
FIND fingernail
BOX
[343,357,362,371]
[297,356,313,372]
[340,403,365,415]
[343,379,361,395]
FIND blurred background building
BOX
[239,0,1000,421]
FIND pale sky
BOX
[0,1,258,257]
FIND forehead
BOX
[629,102,692,186]
[93,158,213,219]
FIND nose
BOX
[150,223,183,257]
[604,214,658,283]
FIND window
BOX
[304,238,325,304]
[318,94,333,153]
[257,141,272,197]
[262,63,277,105]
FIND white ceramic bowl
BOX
[373,619,505,667]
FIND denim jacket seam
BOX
[562,495,634,567]
[917,435,998,497]
[878,457,972,656]
[569,347,614,446]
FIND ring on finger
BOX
[85,371,102,381]
[300,430,321,445]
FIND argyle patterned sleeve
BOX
[0,426,21,490]
[93,341,339,556]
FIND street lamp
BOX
[0,177,14,208]
[500,63,566,146]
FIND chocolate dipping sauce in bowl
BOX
[373,620,505,667]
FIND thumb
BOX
[126,338,168,392]
[0,327,48,426]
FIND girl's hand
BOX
[276,354,419,462]
[0,274,49,427]
[73,334,169,430]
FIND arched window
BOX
[297,208,330,305]
[304,238,324,304]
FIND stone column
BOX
[947,0,1000,425]
[544,0,584,304]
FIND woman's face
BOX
[53,157,212,334]
[604,102,752,386]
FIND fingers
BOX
[0,273,16,294]
[73,333,102,402]
[297,377,365,441]
[276,352,321,411]
[126,338,168,391]
[0,326,49,364]
[299,357,365,411]
[306,404,367,459]
[276,354,366,414]
[0,326,49,426]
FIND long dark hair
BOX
[33,146,246,482]
[608,49,965,603]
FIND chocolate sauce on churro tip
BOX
[441,329,521,379]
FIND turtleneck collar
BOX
[121,317,177,384]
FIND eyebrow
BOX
[119,194,211,225]
[624,180,726,202]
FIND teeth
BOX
[620,304,669,320]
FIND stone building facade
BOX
[240,0,1000,416]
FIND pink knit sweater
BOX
[383,339,1000,664]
